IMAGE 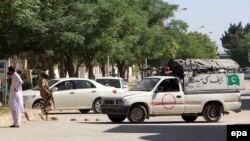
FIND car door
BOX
[151,78,184,115]
[52,80,76,109]
[75,80,97,108]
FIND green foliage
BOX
[221,23,250,67]
[174,32,217,59]
[0,0,218,78]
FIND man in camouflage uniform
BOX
[39,72,53,121]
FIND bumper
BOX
[101,105,130,115]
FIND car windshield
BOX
[130,78,160,91]
[32,80,59,90]
[96,79,121,88]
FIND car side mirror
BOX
[51,87,58,92]
[123,85,128,88]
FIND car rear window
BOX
[96,79,121,88]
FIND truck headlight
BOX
[116,99,126,105]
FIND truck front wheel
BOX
[181,115,198,122]
[128,105,147,123]
[108,115,126,123]
[203,103,222,122]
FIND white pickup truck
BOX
[101,59,244,123]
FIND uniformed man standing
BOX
[39,72,53,121]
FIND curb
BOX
[0,108,43,126]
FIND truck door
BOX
[151,78,184,115]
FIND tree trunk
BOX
[138,63,144,79]
[86,62,94,79]
[82,51,96,79]
[48,59,55,79]
[88,65,95,80]
[111,62,115,76]
[126,67,129,82]
[75,58,84,77]
[100,62,106,77]
[116,61,126,79]
[39,55,47,71]
[65,53,75,77]
[84,59,94,79]
[58,54,66,78]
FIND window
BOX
[96,79,121,88]
[55,81,75,91]
[32,80,59,90]
[76,80,96,89]
[131,78,160,91]
[157,79,179,92]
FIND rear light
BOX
[112,89,117,94]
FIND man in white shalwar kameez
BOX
[8,66,24,128]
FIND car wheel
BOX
[203,103,222,122]
[79,109,90,114]
[181,114,198,122]
[92,98,101,113]
[128,105,147,123]
[108,115,126,123]
[32,100,45,110]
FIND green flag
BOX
[226,74,240,86]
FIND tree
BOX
[116,0,179,78]
[221,23,250,67]
[1,0,218,80]
[175,32,217,59]
[0,0,43,59]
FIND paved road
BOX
[1,81,250,141]
[0,97,249,141]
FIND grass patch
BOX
[0,107,9,115]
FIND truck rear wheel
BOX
[203,103,222,122]
[181,115,198,122]
[128,105,147,123]
[108,115,126,123]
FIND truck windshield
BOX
[131,78,160,91]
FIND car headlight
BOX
[23,95,35,101]
[116,99,126,105]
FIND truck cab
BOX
[101,59,243,123]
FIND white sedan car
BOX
[23,78,117,113]
[96,77,129,93]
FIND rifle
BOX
[49,91,56,108]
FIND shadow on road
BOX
[78,121,226,141]
[48,111,97,115]
[105,125,226,141]
[80,120,207,125]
